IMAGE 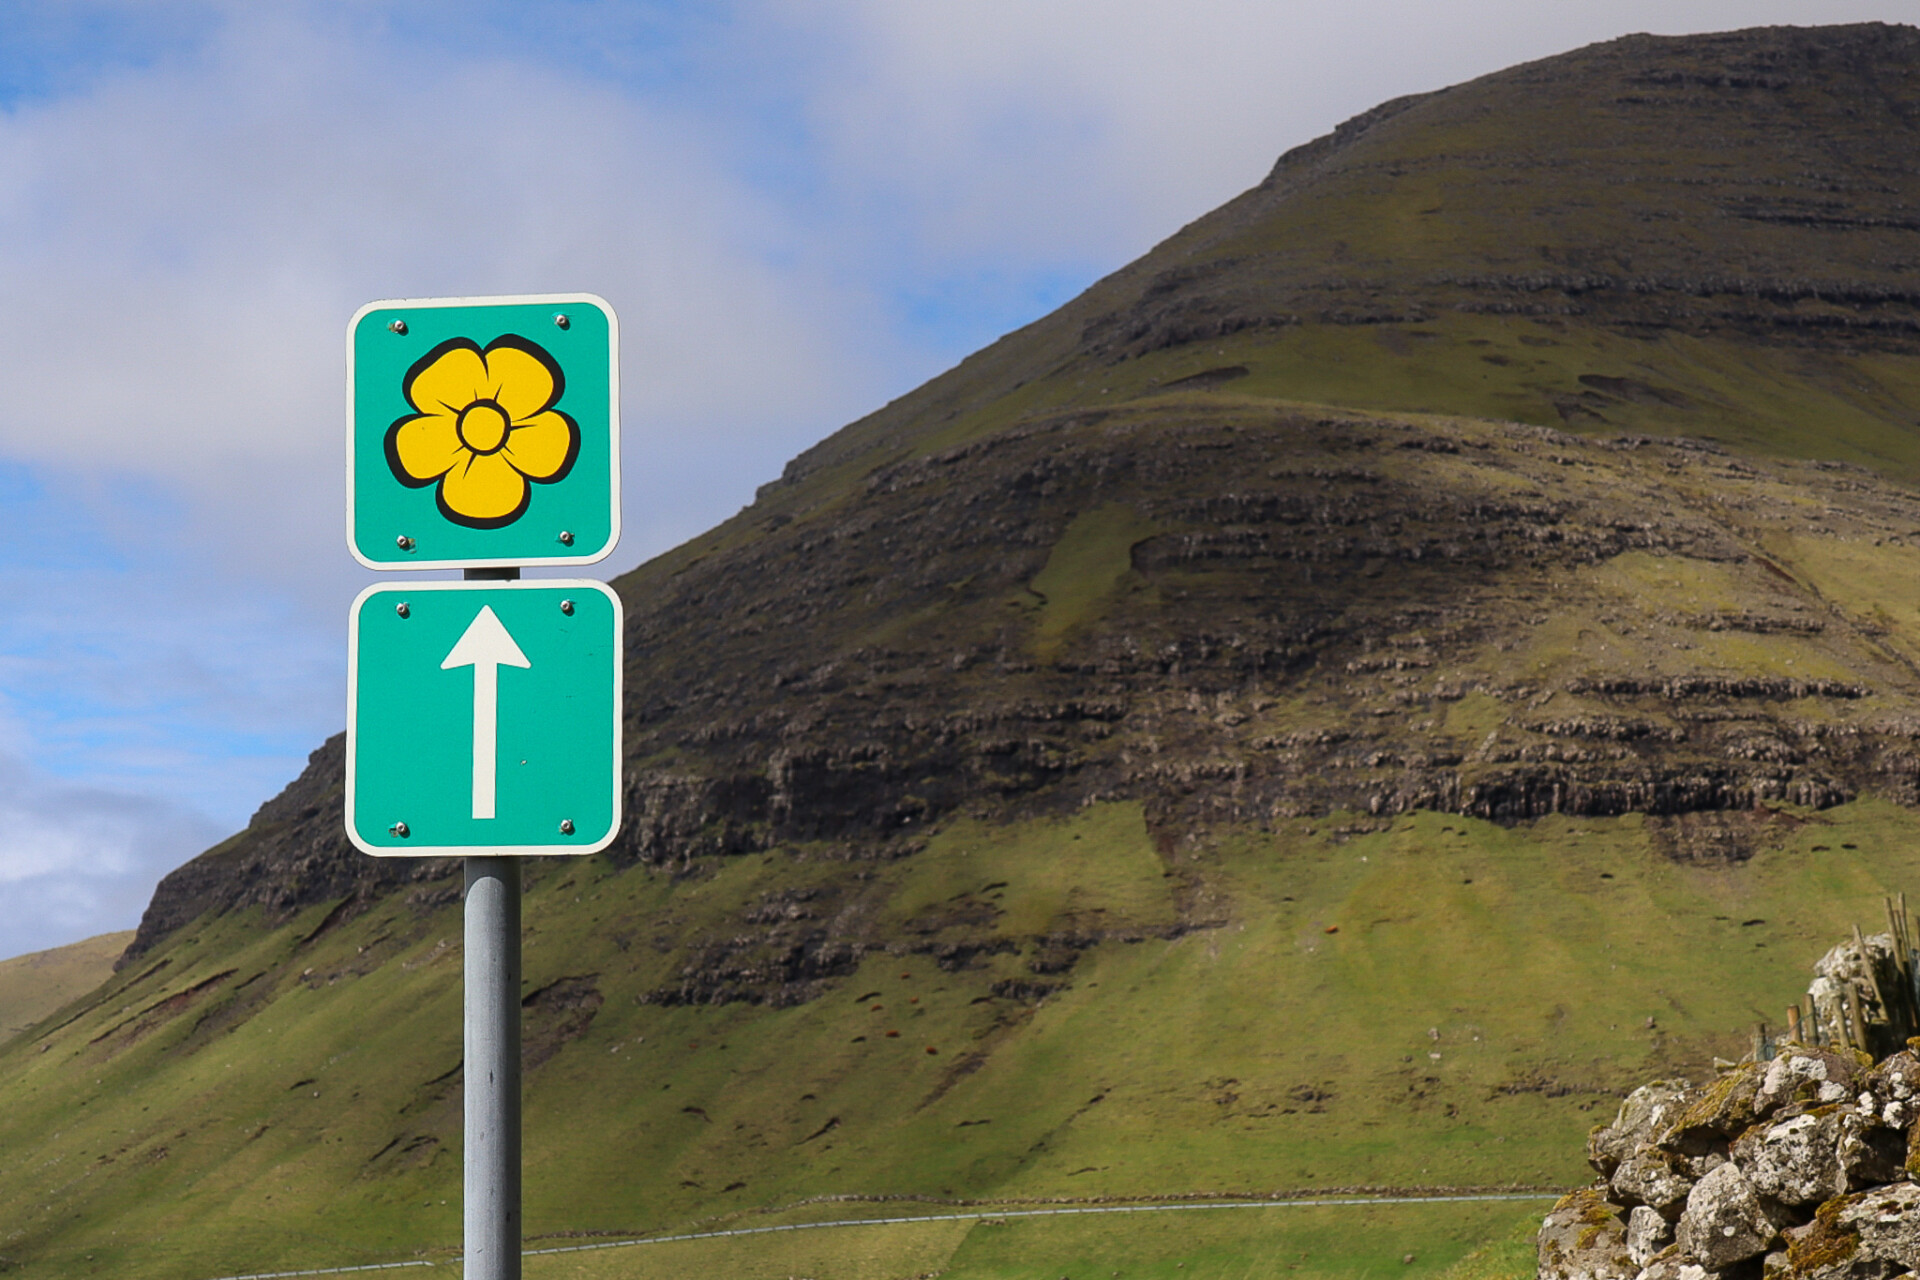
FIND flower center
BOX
[456,400,511,455]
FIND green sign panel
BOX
[347,581,623,857]
[347,294,619,570]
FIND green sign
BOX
[347,294,619,569]
[347,581,623,856]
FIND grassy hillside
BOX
[8,795,1920,1276]
[14,20,1920,1280]
[511,1197,1547,1280]
[0,932,132,1048]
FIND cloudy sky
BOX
[0,0,1908,960]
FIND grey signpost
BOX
[465,853,521,1276]
[345,295,622,1280]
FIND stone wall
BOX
[1540,922,1920,1280]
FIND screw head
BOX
[395,602,410,618]
[388,319,408,335]
[560,599,574,615]
[553,313,570,330]
[557,530,575,546]
[389,821,410,838]
[395,535,415,551]
[559,819,575,835]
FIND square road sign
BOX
[347,580,623,856]
[348,294,619,570]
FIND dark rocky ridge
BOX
[1081,21,1920,357]
[124,23,1920,983]
[127,405,1920,970]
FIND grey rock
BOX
[1633,1256,1706,1280]
[1590,1127,1630,1181]
[1735,1111,1846,1207]
[1539,1188,1637,1280]
[1628,1206,1675,1268]
[1544,935,1920,1280]
[1659,1063,1766,1150]
[1864,1052,1920,1108]
[1836,1183,1920,1275]
[1676,1162,1779,1270]
[1841,1112,1909,1189]
[1614,1148,1696,1218]
[1592,1081,1695,1178]
[1760,1050,1865,1118]
[1673,1148,1730,1181]
[1778,1185,1920,1280]
[1813,936,1899,1033]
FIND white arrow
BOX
[441,605,531,820]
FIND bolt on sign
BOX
[346,580,623,857]
[347,294,619,570]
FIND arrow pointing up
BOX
[441,605,531,820]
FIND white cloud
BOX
[785,0,1917,270]
[0,0,1911,961]
[0,746,223,956]
[4,0,1892,580]
[0,5,937,961]
[0,7,903,586]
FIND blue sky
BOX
[0,0,1910,959]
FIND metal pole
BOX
[464,856,521,1280]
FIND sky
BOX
[0,0,1912,960]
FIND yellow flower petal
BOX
[439,450,529,527]
[501,410,578,482]
[388,412,464,483]
[483,339,559,420]
[407,342,490,415]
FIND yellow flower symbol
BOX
[384,335,579,529]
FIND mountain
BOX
[0,932,129,1048]
[9,21,1920,1280]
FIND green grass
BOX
[16,36,1920,1279]
[883,805,1178,936]
[1432,1214,1541,1280]
[516,1199,1548,1280]
[925,317,1920,484]
[1028,503,1166,660]
[0,931,130,1047]
[521,1211,976,1279]
[16,401,1920,1277]
[8,798,1920,1277]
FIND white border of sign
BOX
[345,292,621,571]
[345,578,625,858]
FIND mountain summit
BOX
[13,23,1920,1279]
[782,19,1920,483]
[129,19,1920,959]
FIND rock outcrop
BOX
[1543,1045,1920,1280]
[122,411,1920,973]
[1542,924,1920,1280]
